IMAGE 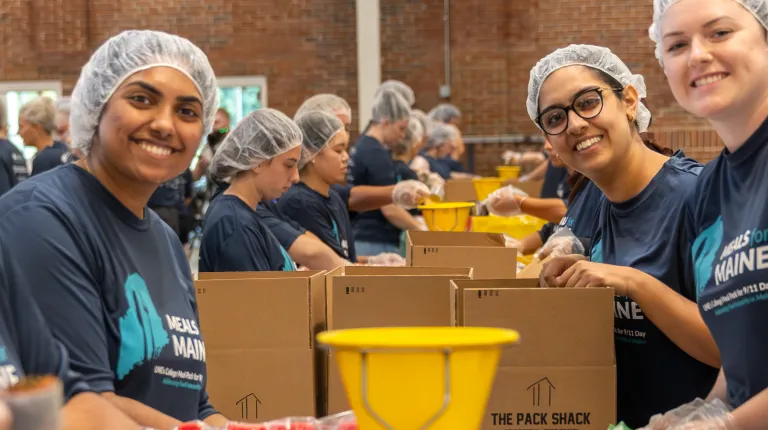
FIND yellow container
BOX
[472,177,504,201]
[418,202,475,232]
[496,166,521,180]
[471,214,548,240]
[318,327,520,430]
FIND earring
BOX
[628,113,636,122]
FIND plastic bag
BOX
[392,180,430,209]
[638,398,734,430]
[535,227,585,260]
[367,252,406,267]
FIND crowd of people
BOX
[0,0,767,428]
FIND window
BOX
[216,76,268,126]
[0,81,62,161]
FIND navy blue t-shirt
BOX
[200,194,297,272]
[279,182,357,262]
[420,153,452,180]
[538,180,603,244]
[348,135,401,245]
[541,161,569,199]
[442,156,466,173]
[149,170,191,209]
[30,142,69,176]
[0,245,89,399]
[0,139,28,196]
[691,115,768,410]
[590,154,717,427]
[256,200,307,250]
[0,164,216,421]
[394,159,419,182]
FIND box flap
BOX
[464,287,614,366]
[340,266,473,277]
[197,270,324,280]
[517,256,551,279]
[406,231,506,247]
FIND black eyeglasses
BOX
[536,87,623,136]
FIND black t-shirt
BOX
[279,182,357,262]
[347,135,401,245]
[420,153,452,180]
[0,139,28,196]
[30,141,69,176]
[538,180,603,244]
[691,115,768,410]
[541,161,569,199]
[0,164,216,421]
[591,154,718,427]
[200,195,297,272]
[442,156,466,173]
[256,200,307,250]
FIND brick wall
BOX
[0,0,722,173]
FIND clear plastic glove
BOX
[425,172,445,189]
[393,180,430,208]
[368,252,406,267]
[535,227,586,260]
[414,216,430,232]
[503,234,520,249]
[639,398,734,430]
[484,185,528,217]
[502,150,522,166]
[409,156,430,174]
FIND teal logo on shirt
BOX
[332,219,341,245]
[278,245,297,271]
[591,240,603,264]
[117,273,170,380]
[692,217,723,301]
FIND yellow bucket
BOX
[318,327,520,430]
[471,214,548,240]
[496,166,521,180]
[472,178,504,201]
[418,202,474,232]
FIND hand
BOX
[672,417,736,430]
[535,235,585,260]
[409,156,430,174]
[484,185,528,217]
[0,402,10,430]
[414,216,430,232]
[502,150,522,165]
[425,172,445,189]
[546,258,639,297]
[392,180,430,208]
[502,234,519,249]
[368,252,406,267]
[540,254,587,288]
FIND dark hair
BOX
[216,108,231,120]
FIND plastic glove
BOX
[671,415,736,430]
[639,398,734,430]
[503,234,520,249]
[535,228,586,260]
[425,172,445,189]
[414,216,430,232]
[502,150,522,166]
[392,180,430,208]
[368,252,406,267]
[484,185,528,217]
[409,156,430,174]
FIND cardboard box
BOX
[405,231,517,280]
[517,255,552,279]
[444,178,478,202]
[325,266,472,414]
[462,280,616,429]
[195,271,326,422]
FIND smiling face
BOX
[254,145,302,200]
[93,67,204,186]
[538,66,639,180]
[660,0,768,120]
[311,131,350,186]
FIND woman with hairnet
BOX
[428,103,469,173]
[0,98,28,197]
[18,96,70,176]
[348,90,425,255]
[417,122,456,180]
[279,111,405,266]
[199,108,303,272]
[644,1,768,428]
[0,30,227,428]
[529,45,718,428]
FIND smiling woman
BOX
[0,30,229,429]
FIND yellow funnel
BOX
[417,202,474,232]
[496,166,521,180]
[472,178,504,201]
[318,327,519,430]
[471,214,548,240]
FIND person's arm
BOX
[450,172,478,180]
[347,185,395,212]
[381,204,421,231]
[519,196,566,223]
[519,231,545,256]
[729,388,768,429]
[203,414,230,427]
[519,158,549,182]
[289,234,348,270]
[101,393,180,429]
[61,393,143,430]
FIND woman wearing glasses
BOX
[533,45,719,427]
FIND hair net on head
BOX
[294,94,352,122]
[527,44,652,133]
[55,97,72,114]
[371,90,411,124]
[650,0,768,62]
[294,110,345,169]
[393,116,425,156]
[20,97,57,135]
[425,122,458,150]
[375,80,415,107]
[70,30,218,155]
[428,103,461,123]
[210,108,303,180]
[411,109,433,138]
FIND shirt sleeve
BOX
[538,223,555,243]
[259,212,305,250]
[0,202,115,394]
[330,185,352,207]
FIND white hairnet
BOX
[650,0,768,62]
[70,30,218,154]
[527,44,651,133]
[411,109,432,138]
[428,103,461,123]
[295,110,345,169]
[20,96,57,135]
[294,94,352,122]
[371,90,411,124]
[210,108,303,179]
[425,122,458,150]
[406,116,425,144]
[55,97,72,114]
[375,80,415,106]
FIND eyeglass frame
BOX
[535,87,625,136]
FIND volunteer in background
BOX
[279,111,405,266]
[428,103,469,174]
[193,107,230,182]
[54,97,72,146]
[0,99,28,197]
[416,123,456,180]
[393,116,425,182]
[199,108,302,272]
[0,30,226,428]
[531,44,719,427]
[648,0,768,427]
[148,169,193,239]
[375,79,416,107]
[0,247,143,430]
[348,90,423,256]
[18,96,70,176]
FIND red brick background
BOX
[0,0,722,174]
